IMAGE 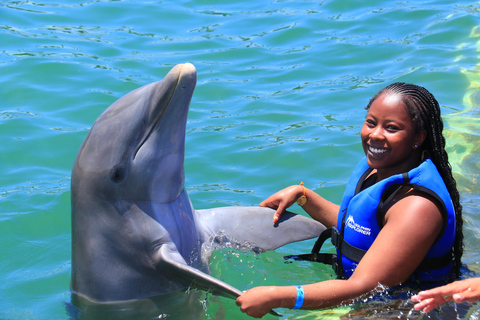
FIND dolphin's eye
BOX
[111,167,125,183]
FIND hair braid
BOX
[366,82,464,279]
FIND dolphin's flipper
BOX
[156,244,243,299]
[156,243,282,317]
[196,206,326,252]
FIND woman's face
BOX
[360,92,425,179]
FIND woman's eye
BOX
[386,125,399,131]
[365,119,375,126]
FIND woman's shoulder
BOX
[384,187,443,228]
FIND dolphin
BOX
[70,63,325,310]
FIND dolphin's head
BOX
[73,63,197,203]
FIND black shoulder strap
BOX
[284,228,336,265]
[284,227,350,278]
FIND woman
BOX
[236,83,463,318]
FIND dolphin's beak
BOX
[131,63,197,203]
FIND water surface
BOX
[1,1,480,319]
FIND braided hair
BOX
[366,82,463,280]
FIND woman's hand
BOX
[236,286,293,318]
[236,287,278,318]
[259,185,303,223]
[411,278,480,312]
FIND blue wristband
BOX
[293,285,304,309]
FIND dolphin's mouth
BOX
[132,68,184,161]
[133,90,174,161]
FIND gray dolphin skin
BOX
[70,63,326,309]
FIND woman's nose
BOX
[369,126,384,140]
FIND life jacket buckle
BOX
[331,227,340,248]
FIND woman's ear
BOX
[414,130,427,149]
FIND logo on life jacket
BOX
[345,215,371,236]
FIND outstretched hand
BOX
[259,185,303,223]
[236,287,279,318]
[411,278,480,312]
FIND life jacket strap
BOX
[284,225,453,282]
[284,227,342,276]
[417,251,453,271]
[284,252,337,265]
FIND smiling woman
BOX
[236,82,464,318]
[361,92,426,180]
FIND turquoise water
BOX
[2,0,480,319]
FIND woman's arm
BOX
[259,184,340,228]
[238,193,443,318]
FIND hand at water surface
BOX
[411,278,480,312]
[236,286,295,318]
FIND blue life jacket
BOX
[334,157,456,282]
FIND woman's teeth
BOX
[369,146,387,154]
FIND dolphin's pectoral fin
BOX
[155,244,242,300]
[156,244,282,317]
[197,206,327,252]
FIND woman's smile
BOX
[367,145,388,155]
